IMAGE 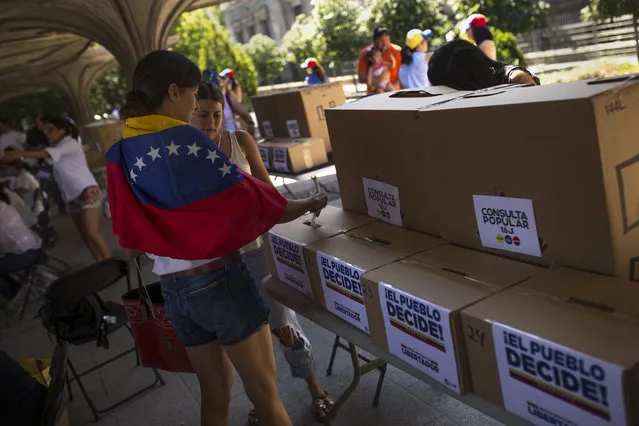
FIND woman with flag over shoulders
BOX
[105,50,327,426]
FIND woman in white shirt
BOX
[1,116,111,261]
[398,28,433,89]
[192,81,335,424]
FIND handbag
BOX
[121,257,194,373]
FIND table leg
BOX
[325,342,361,425]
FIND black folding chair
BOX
[41,341,69,426]
[41,258,162,421]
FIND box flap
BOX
[346,221,444,257]
[464,267,639,367]
[409,245,543,289]
[330,87,468,112]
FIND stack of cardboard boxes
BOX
[264,78,639,425]
[251,82,346,173]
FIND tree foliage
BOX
[367,0,451,45]
[281,14,326,69]
[172,8,258,97]
[493,28,526,65]
[243,34,287,82]
[0,91,72,129]
[314,0,368,68]
[457,0,550,34]
[90,66,128,116]
[581,0,639,21]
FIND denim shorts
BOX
[160,261,270,347]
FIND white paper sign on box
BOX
[268,233,314,298]
[473,195,542,257]
[493,323,627,426]
[258,146,269,167]
[273,147,289,172]
[317,251,369,333]
[286,119,301,137]
[362,177,402,227]
[380,283,461,393]
[262,120,274,138]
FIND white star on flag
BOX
[130,169,138,182]
[187,141,202,157]
[134,157,146,170]
[147,146,161,161]
[219,163,232,177]
[205,149,219,163]
[166,141,181,156]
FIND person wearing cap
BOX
[463,13,496,60]
[218,68,256,136]
[357,26,401,94]
[219,68,243,103]
[301,57,327,85]
[399,29,433,89]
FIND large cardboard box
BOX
[83,120,123,152]
[305,221,445,334]
[266,206,375,298]
[252,82,346,152]
[326,79,639,279]
[361,245,541,395]
[258,137,328,173]
[462,267,639,426]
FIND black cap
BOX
[373,26,390,39]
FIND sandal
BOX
[313,393,335,423]
[248,408,259,425]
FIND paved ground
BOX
[0,174,502,426]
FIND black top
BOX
[0,349,47,426]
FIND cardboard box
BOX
[462,267,639,426]
[326,80,639,279]
[361,245,541,394]
[252,82,346,152]
[258,137,328,173]
[257,140,272,169]
[83,120,123,152]
[266,206,376,298]
[305,221,445,334]
[85,150,105,170]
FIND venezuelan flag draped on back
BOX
[105,115,287,260]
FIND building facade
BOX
[222,0,314,44]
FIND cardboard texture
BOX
[461,267,639,426]
[361,245,541,394]
[258,137,328,173]
[265,206,375,298]
[252,82,346,152]
[326,79,639,279]
[83,120,123,152]
[304,222,445,333]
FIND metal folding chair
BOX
[41,341,69,426]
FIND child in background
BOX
[367,47,395,94]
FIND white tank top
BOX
[149,131,259,275]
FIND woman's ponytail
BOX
[119,91,151,120]
[401,45,414,66]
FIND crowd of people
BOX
[0,11,543,426]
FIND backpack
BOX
[39,295,109,348]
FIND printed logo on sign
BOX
[380,284,461,393]
[262,120,274,138]
[317,252,369,333]
[273,148,289,172]
[268,233,314,298]
[474,195,542,257]
[363,177,402,227]
[286,120,301,137]
[492,323,627,426]
[258,147,269,165]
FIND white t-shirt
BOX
[45,136,97,202]
[0,201,41,256]
[11,170,40,210]
[0,130,26,154]
[4,189,38,228]
[398,51,431,89]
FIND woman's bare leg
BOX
[70,212,96,258]
[185,342,234,426]
[224,325,292,426]
[81,207,111,261]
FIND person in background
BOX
[0,119,26,154]
[463,13,496,60]
[301,57,327,85]
[193,81,335,425]
[3,156,40,213]
[1,115,112,262]
[399,28,433,89]
[111,49,327,426]
[358,26,402,94]
[0,349,71,426]
[218,68,256,136]
[367,47,395,93]
[111,104,121,120]
[428,39,540,90]
[25,115,49,149]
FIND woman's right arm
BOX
[279,192,327,223]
